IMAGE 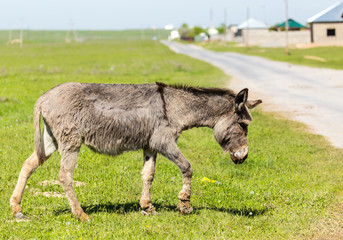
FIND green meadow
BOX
[198,41,343,70]
[0,31,343,239]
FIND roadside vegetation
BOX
[198,41,343,70]
[0,31,342,239]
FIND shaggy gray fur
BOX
[10,82,261,220]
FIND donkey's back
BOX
[38,82,165,156]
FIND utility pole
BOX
[285,0,289,55]
[20,19,23,48]
[66,20,78,42]
[224,8,227,36]
[209,8,213,42]
[20,28,23,48]
[246,7,249,48]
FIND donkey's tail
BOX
[34,101,45,165]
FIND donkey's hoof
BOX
[14,212,26,219]
[79,213,90,222]
[179,201,193,214]
[141,210,149,216]
[141,206,158,216]
[179,206,193,214]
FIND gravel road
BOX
[162,40,343,149]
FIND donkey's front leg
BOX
[177,157,193,214]
[140,149,157,215]
[161,143,193,214]
[59,150,89,221]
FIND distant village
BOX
[167,2,343,47]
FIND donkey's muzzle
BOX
[230,147,248,164]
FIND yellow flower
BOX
[201,177,216,183]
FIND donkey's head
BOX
[214,88,262,164]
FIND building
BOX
[168,30,180,40]
[307,2,343,45]
[231,18,310,47]
[234,18,268,45]
[235,18,268,37]
[271,18,307,31]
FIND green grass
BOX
[0,29,170,44]
[198,41,343,70]
[0,31,343,239]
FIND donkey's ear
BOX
[246,99,262,109]
[235,88,248,112]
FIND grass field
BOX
[198,41,343,70]
[0,29,170,44]
[1,31,343,239]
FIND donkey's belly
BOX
[83,134,147,156]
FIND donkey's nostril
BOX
[239,153,248,163]
[233,147,249,160]
[230,147,249,164]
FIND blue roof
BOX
[308,2,343,23]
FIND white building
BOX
[168,30,180,40]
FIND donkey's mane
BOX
[156,82,236,97]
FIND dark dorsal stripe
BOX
[156,82,235,97]
[156,82,168,121]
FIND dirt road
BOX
[162,40,343,149]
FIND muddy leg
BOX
[140,149,157,215]
[160,144,193,214]
[10,152,41,218]
[59,150,89,221]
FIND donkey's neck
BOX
[163,87,235,131]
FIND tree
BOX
[217,23,227,34]
[194,26,207,35]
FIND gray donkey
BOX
[10,82,261,221]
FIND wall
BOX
[230,29,311,47]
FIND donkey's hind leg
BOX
[59,150,89,221]
[10,152,41,218]
[140,149,158,215]
[10,123,57,218]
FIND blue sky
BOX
[0,0,340,30]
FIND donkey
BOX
[10,82,261,221]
